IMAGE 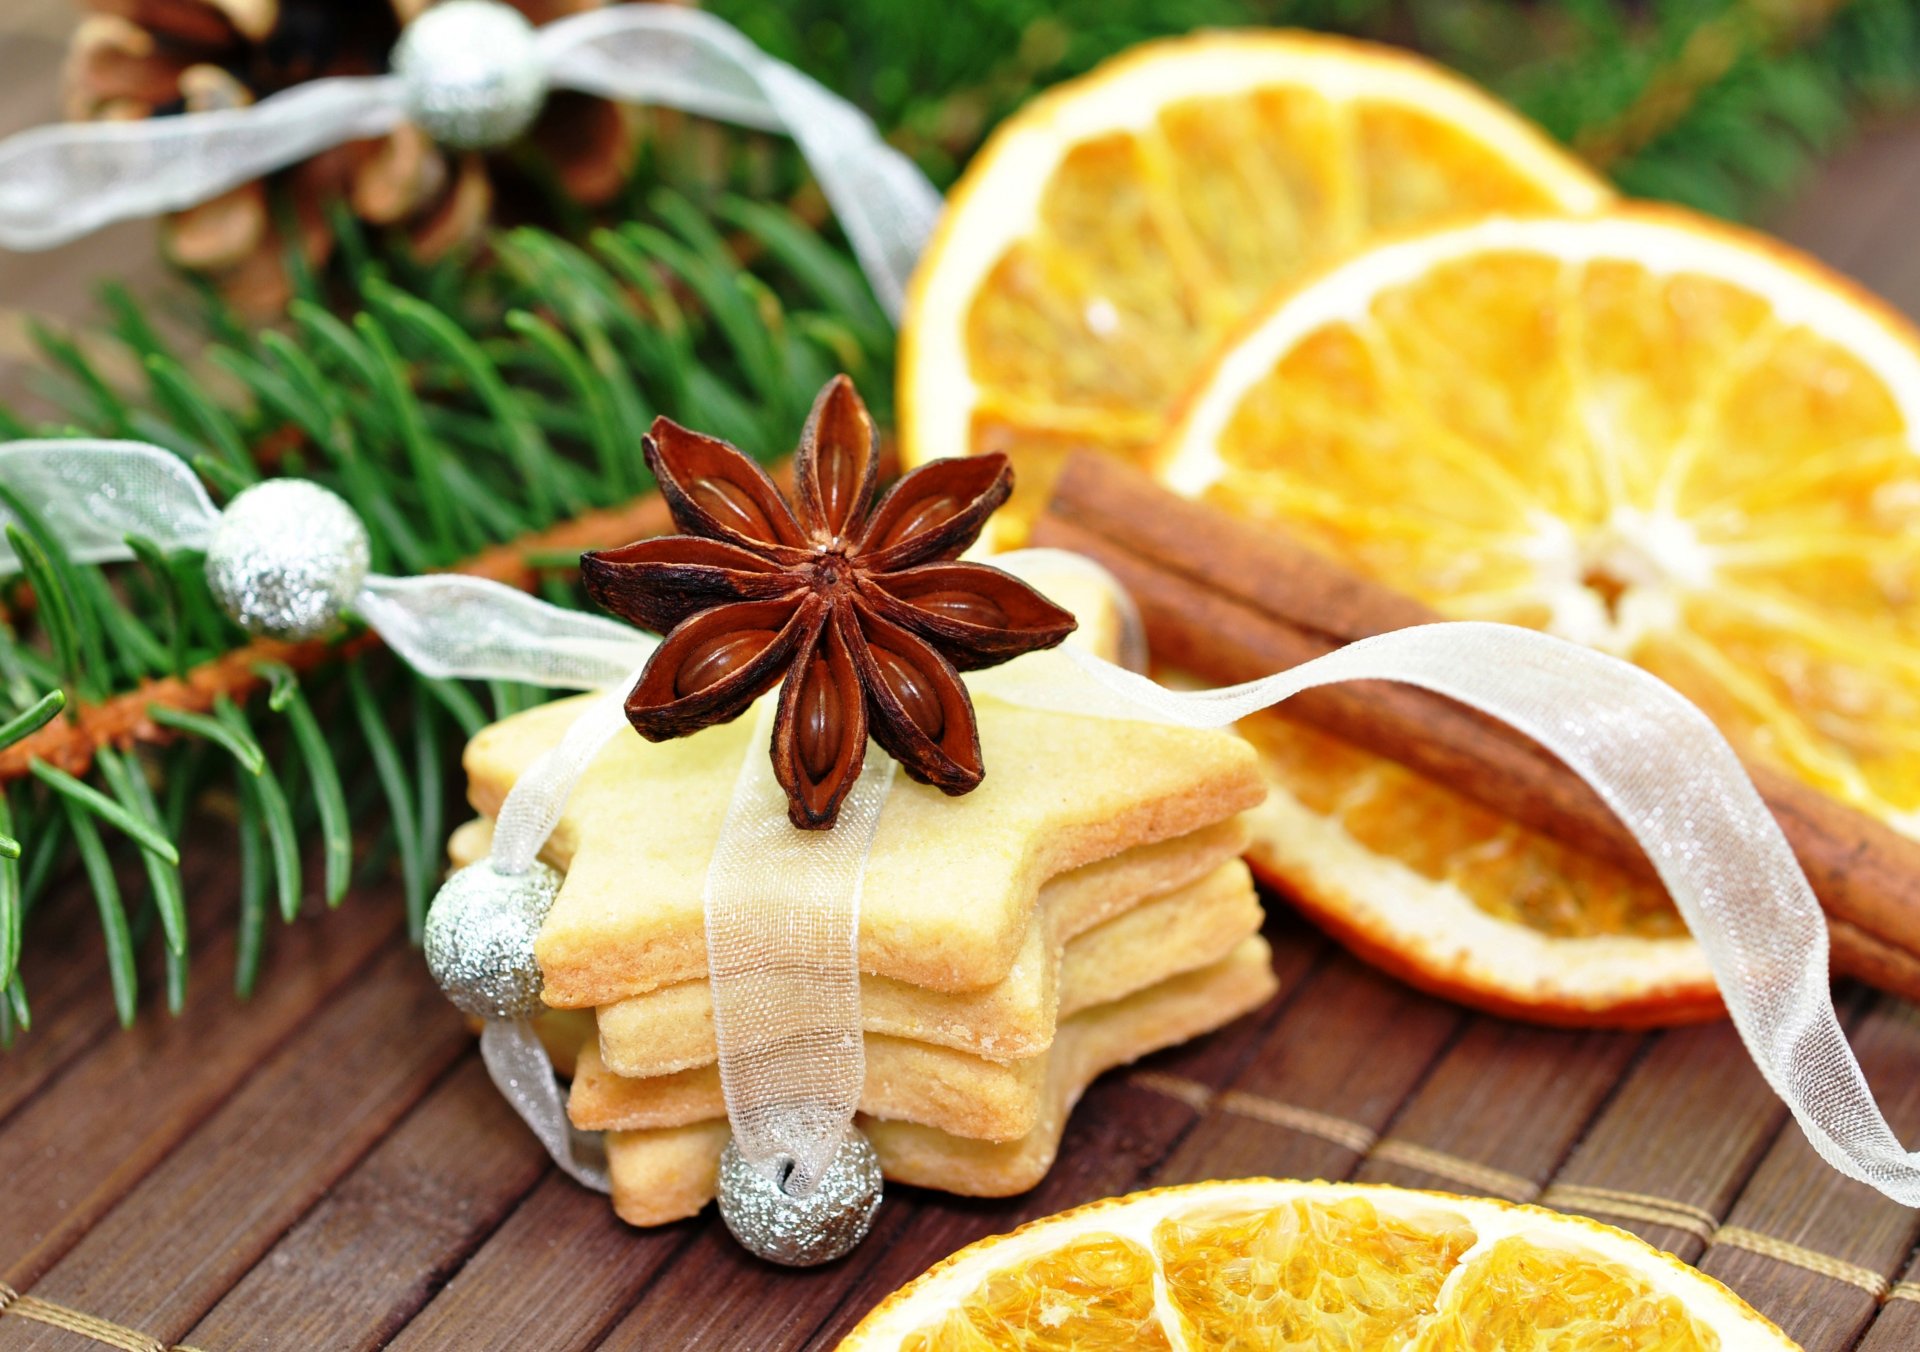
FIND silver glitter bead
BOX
[717,1130,883,1266]
[424,860,562,1019]
[393,0,549,150]
[205,480,370,641]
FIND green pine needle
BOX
[259,664,353,908]
[214,698,302,924]
[64,796,138,1027]
[0,690,66,748]
[93,746,188,956]
[148,705,268,776]
[28,760,181,867]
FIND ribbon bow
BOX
[0,2,940,318]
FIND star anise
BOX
[581,376,1078,830]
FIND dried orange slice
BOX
[1158,206,1920,1023]
[837,1179,1798,1349]
[1234,716,1717,1027]
[898,30,1611,539]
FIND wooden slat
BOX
[0,880,405,1290]
[1538,1018,1794,1260]
[0,889,127,1130]
[1150,952,1463,1184]
[2,945,468,1351]
[1354,1020,1642,1202]
[1857,1248,1920,1352]
[0,847,247,1129]
[382,1172,695,1351]
[1695,996,1920,1352]
[177,1054,547,1351]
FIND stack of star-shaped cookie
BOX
[450,581,1275,1226]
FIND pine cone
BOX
[64,0,637,312]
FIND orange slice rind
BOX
[899,30,1612,539]
[1155,204,1920,1023]
[837,1178,1799,1350]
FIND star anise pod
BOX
[581,376,1078,830]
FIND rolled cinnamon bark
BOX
[1035,451,1920,1002]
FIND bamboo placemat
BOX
[4,864,1920,1351]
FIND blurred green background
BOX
[713,0,1920,218]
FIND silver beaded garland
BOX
[717,1130,883,1266]
[205,480,370,640]
[424,860,563,1020]
[393,0,549,150]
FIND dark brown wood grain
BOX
[1152,952,1464,1185]
[178,1055,549,1351]
[381,1173,697,1351]
[1855,1248,1920,1352]
[0,890,125,1130]
[1696,997,1920,1352]
[1353,1021,1642,1199]
[0,880,405,1291]
[0,845,246,1128]
[4,945,468,1350]
[1541,1017,1797,1261]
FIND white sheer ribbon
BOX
[535,8,939,316]
[488,682,639,878]
[0,440,219,568]
[0,81,405,252]
[11,428,1920,1212]
[357,574,643,689]
[0,6,939,319]
[481,1016,609,1191]
[704,701,896,1194]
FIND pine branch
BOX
[1568,0,1854,170]
[0,183,894,1036]
[0,489,680,788]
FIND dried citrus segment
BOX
[901,1232,1169,1352]
[901,31,1610,538]
[1413,1235,1723,1351]
[1242,717,1685,943]
[1159,207,1920,1024]
[1155,1194,1475,1348]
[1163,209,1920,827]
[839,1180,1798,1351]
[1235,714,1716,1028]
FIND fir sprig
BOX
[0,191,893,1039]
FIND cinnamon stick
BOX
[1034,452,1920,1003]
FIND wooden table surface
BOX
[5,5,1920,1350]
